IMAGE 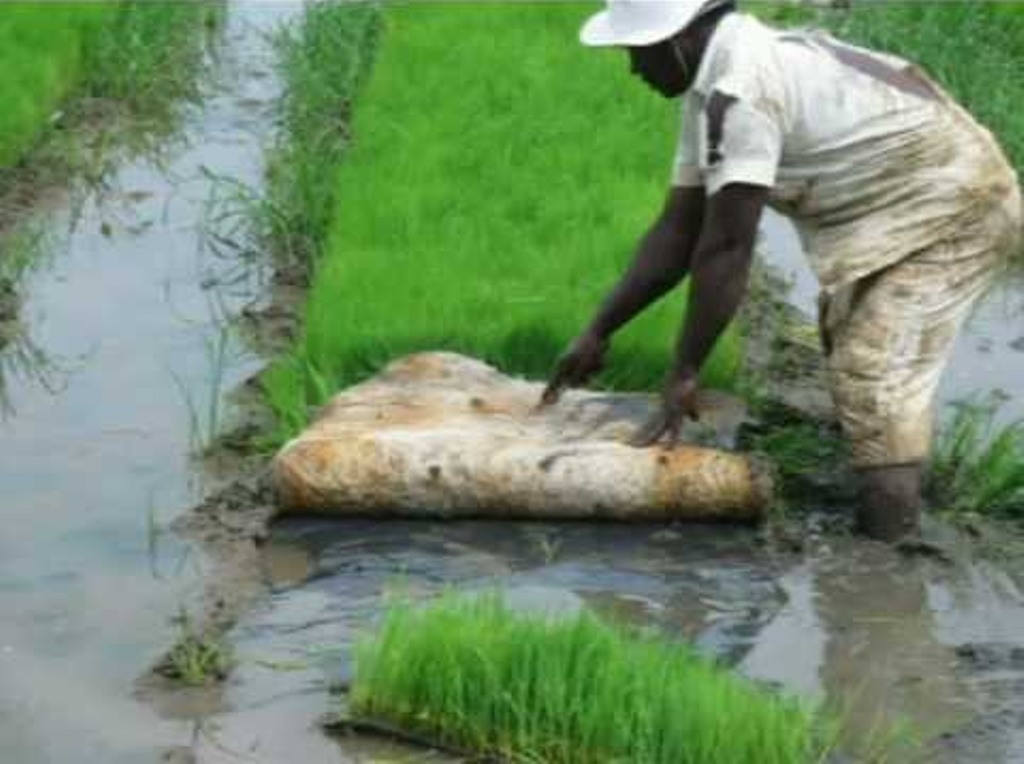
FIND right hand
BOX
[540,331,608,407]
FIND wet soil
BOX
[167,239,1024,762]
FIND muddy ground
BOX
[159,249,1024,763]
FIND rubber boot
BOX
[856,463,923,542]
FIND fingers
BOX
[538,351,602,408]
[539,356,574,408]
[631,407,688,449]
[630,412,669,448]
[539,379,565,408]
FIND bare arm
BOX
[672,183,767,379]
[588,185,706,338]
[541,186,705,404]
[632,182,768,446]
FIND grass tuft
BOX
[0,2,218,173]
[350,592,827,763]
[265,2,382,271]
[160,607,235,687]
[930,396,1024,518]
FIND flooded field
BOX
[1,3,1024,763]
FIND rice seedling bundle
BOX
[350,593,824,763]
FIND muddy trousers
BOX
[820,190,1022,468]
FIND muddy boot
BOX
[856,463,923,542]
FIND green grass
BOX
[0,3,115,169]
[350,593,827,763]
[743,416,849,501]
[266,1,381,270]
[78,2,221,130]
[0,2,218,173]
[159,607,235,687]
[930,397,1024,518]
[261,2,742,440]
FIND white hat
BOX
[580,0,715,48]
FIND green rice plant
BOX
[161,607,234,687]
[170,322,233,456]
[0,1,218,175]
[266,1,381,269]
[350,592,828,763]
[80,2,221,118]
[261,3,742,441]
[741,412,850,502]
[930,396,1024,518]
[0,3,113,169]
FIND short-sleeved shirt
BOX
[674,13,1019,291]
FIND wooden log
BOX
[271,353,772,521]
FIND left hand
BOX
[630,373,700,448]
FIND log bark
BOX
[272,353,772,521]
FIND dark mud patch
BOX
[236,261,307,356]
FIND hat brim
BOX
[579,11,664,47]
[579,8,697,47]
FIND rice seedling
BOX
[80,2,221,122]
[349,592,829,763]
[930,396,1024,518]
[265,1,381,270]
[170,322,234,457]
[0,2,217,173]
[741,411,850,503]
[160,607,234,687]
[261,3,743,441]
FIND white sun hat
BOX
[580,0,718,48]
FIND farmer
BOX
[541,0,1022,541]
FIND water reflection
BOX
[0,325,73,416]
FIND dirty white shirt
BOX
[673,13,1019,291]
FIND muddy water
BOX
[205,216,1024,761]
[0,3,294,762]
[216,520,1024,763]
